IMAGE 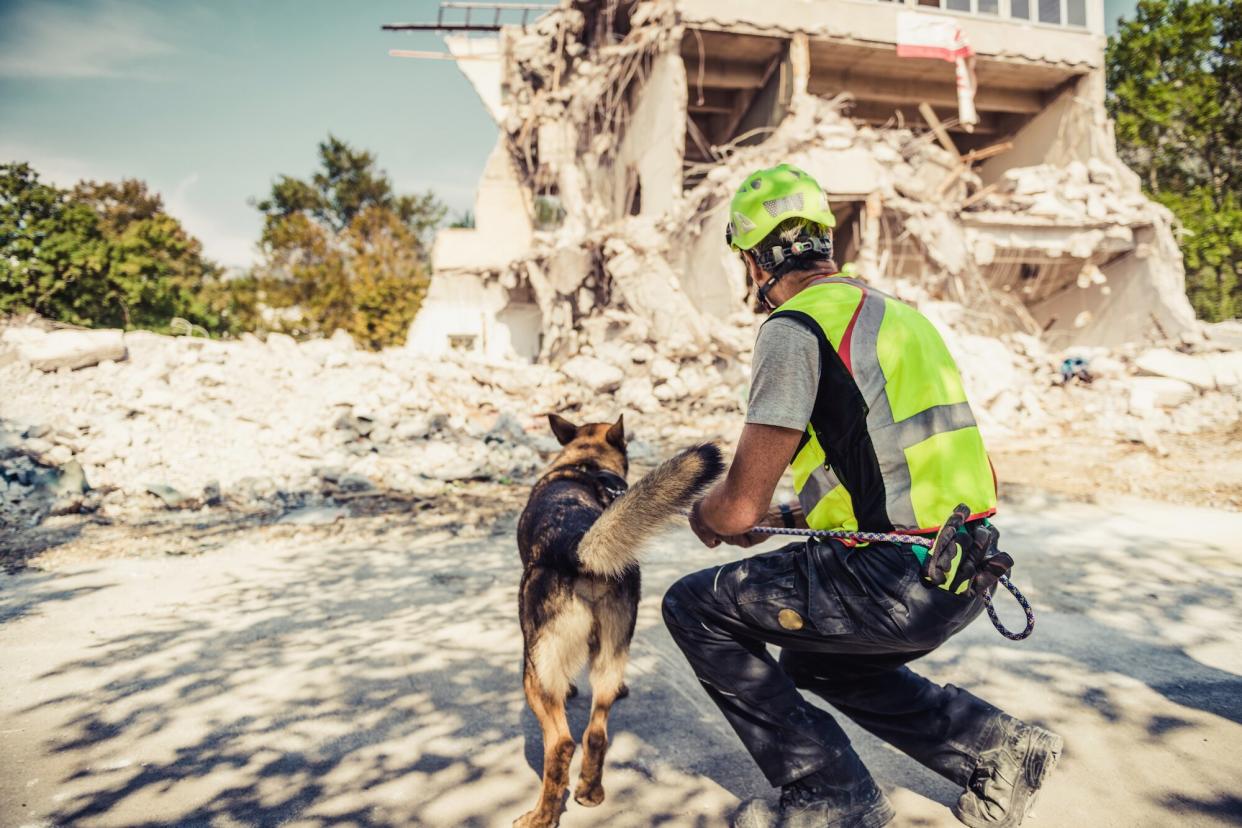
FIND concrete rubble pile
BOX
[0,322,744,531]
[404,0,1239,458]
[3,315,1240,531]
[6,3,1241,529]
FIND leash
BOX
[746,526,1035,640]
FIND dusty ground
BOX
[991,422,1242,512]
[2,481,1241,828]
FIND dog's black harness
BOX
[541,463,629,509]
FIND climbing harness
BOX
[744,525,1036,641]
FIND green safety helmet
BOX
[726,163,837,252]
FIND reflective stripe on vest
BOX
[776,279,997,533]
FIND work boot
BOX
[734,773,895,828]
[952,716,1063,827]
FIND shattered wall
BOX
[406,0,1199,366]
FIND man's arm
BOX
[695,422,805,537]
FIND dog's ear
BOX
[548,413,579,446]
[605,415,625,450]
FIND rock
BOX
[202,480,223,506]
[617,377,660,413]
[560,355,624,392]
[1128,377,1196,412]
[1134,348,1216,391]
[952,335,1017,405]
[395,415,433,441]
[45,445,73,466]
[651,357,677,382]
[24,424,52,439]
[1119,418,1169,456]
[53,460,89,498]
[23,437,54,456]
[1204,351,1242,389]
[146,483,192,509]
[486,412,529,444]
[412,440,485,481]
[1203,320,1242,350]
[18,329,127,371]
[278,505,348,525]
[629,343,655,364]
[337,473,375,492]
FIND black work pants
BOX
[661,538,1003,789]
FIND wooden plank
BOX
[919,102,961,159]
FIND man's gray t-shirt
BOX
[746,318,821,431]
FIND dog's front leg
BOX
[516,668,575,828]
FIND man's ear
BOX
[605,415,625,450]
[548,413,579,446]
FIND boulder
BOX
[1203,320,1242,350]
[559,355,623,393]
[1134,348,1216,391]
[617,377,660,413]
[146,483,192,509]
[20,329,127,371]
[1128,377,1195,412]
[1204,351,1242,389]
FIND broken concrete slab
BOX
[1135,348,1216,391]
[19,329,127,372]
[559,354,624,393]
[1128,377,1196,412]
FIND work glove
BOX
[921,504,1014,597]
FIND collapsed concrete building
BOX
[392,0,1198,364]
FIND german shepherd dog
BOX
[515,413,724,828]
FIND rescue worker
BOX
[662,164,1062,828]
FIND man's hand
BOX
[690,501,776,548]
[688,500,722,548]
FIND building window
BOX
[978,0,999,13]
[1038,0,1061,24]
[1067,0,1087,26]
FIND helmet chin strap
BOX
[756,272,784,311]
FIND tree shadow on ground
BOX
[6,492,1242,827]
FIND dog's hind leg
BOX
[574,606,632,807]
[515,664,575,828]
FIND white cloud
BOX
[0,142,121,187]
[0,0,173,79]
[164,173,259,270]
[1,145,258,269]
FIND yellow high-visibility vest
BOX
[772,278,997,533]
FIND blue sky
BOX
[2,0,1140,268]
[0,0,498,267]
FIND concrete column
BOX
[789,32,810,103]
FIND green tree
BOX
[1107,0,1242,320]
[252,136,445,349]
[0,162,239,333]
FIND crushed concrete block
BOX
[617,377,660,413]
[20,329,127,371]
[279,505,348,525]
[1128,377,1196,412]
[1203,321,1242,350]
[1134,348,1216,391]
[1204,351,1242,389]
[147,483,192,509]
[560,355,623,392]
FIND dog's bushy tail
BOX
[576,443,725,579]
